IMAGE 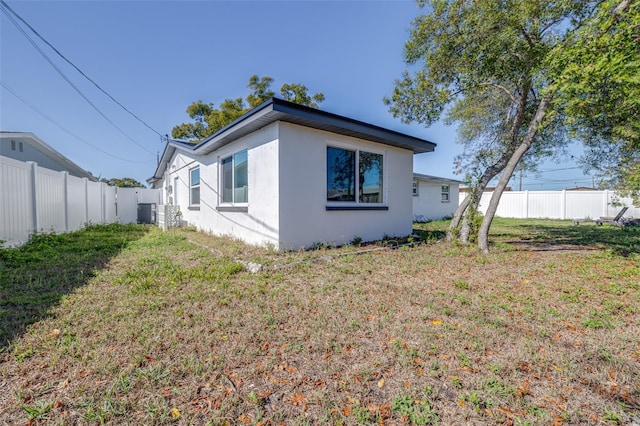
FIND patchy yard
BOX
[0,220,639,425]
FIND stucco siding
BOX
[413,180,459,220]
[277,122,414,250]
[163,124,280,247]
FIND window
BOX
[190,167,200,206]
[19,142,23,152]
[412,182,419,196]
[327,147,383,204]
[441,185,450,203]
[221,149,248,203]
[173,176,179,205]
[11,140,16,151]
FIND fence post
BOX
[603,189,609,217]
[63,171,69,231]
[83,177,89,225]
[27,161,39,232]
[560,190,566,220]
[524,190,529,219]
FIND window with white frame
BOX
[221,149,248,203]
[189,167,200,206]
[441,185,450,203]
[327,146,383,204]
[412,181,419,196]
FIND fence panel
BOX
[464,190,640,219]
[1,156,161,247]
[36,166,66,233]
[0,157,33,246]
[86,180,104,224]
[67,176,88,230]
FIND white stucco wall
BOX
[162,123,280,247]
[412,180,459,221]
[277,122,414,250]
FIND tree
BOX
[100,177,144,188]
[280,83,325,108]
[553,0,640,201]
[386,0,635,252]
[172,75,325,142]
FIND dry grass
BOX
[1,220,639,425]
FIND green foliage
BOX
[100,177,145,188]
[386,0,637,248]
[172,75,325,142]
[551,0,640,200]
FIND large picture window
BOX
[189,167,200,206]
[327,147,383,204]
[221,149,248,203]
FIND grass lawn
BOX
[0,219,638,425]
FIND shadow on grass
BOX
[0,223,149,351]
[492,221,640,256]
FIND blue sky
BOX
[1,0,593,189]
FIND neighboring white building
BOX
[0,132,96,180]
[412,173,461,221]
[149,98,436,250]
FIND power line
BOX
[0,0,163,138]
[1,81,153,164]
[0,2,156,155]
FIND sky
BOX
[0,0,595,189]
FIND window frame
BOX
[412,181,419,197]
[219,149,249,207]
[326,145,386,210]
[441,184,450,203]
[189,166,200,207]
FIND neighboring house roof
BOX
[149,98,437,183]
[0,131,96,180]
[565,186,598,191]
[413,173,462,184]
[460,186,512,192]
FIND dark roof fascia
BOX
[150,98,437,180]
[192,98,436,155]
[413,173,462,184]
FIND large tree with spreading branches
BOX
[386,0,637,252]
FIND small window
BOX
[441,185,450,203]
[327,146,384,204]
[11,140,16,150]
[412,182,419,196]
[190,167,200,206]
[19,142,23,152]
[173,176,179,205]
[221,149,248,204]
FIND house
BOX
[0,132,96,180]
[412,173,462,221]
[149,98,436,250]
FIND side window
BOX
[173,176,179,205]
[327,147,355,202]
[327,146,384,204]
[190,167,200,206]
[412,182,419,196]
[441,185,450,203]
[221,149,248,204]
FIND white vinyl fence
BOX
[462,189,640,220]
[1,156,161,247]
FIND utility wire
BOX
[0,2,156,155]
[1,81,153,164]
[0,0,163,138]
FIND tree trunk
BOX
[478,94,553,253]
[447,195,471,241]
